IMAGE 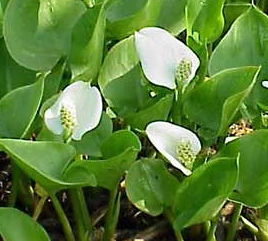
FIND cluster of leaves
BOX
[1,0,268,240]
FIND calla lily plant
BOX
[44,81,102,141]
[134,27,200,91]
[146,121,201,176]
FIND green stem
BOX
[8,163,21,206]
[50,193,75,241]
[226,203,243,241]
[32,196,47,221]
[172,89,182,125]
[206,218,217,241]
[165,210,184,241]
[69,188,92,241]
[102,186,120,241]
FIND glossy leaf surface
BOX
[172,157,237,229]
[0,77,44,138]
[217,130,268,207]
[0,208,50,241]
[126,158,179,216]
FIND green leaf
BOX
[0,207,50,241]
[183,67,259,139]
[217,130,268,208]
[43,59,66,101]
[223,3,251,34]
[0,39,36,99]
[100,129,141,159]
[65,147,139,190]
[3,0,86,71]
[0,139,96,193]
[98,35,173,124]
[209,6,268,108]
[126,158,179,216]
[124,93,174,130]
[71,113,113,157]
[186,0,225,43]
[172,157,237,229]
[0,76,44,138]
[98,36,148,116]
[106,0,163,39]
[98,35,139,92]
[156,0,187,35]
[69,3,106,81]
[0,2,3,38]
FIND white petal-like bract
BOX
[134,27,199,90]
[146,121,201,176]
[44,81,102,140]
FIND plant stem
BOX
[8,163,20,207]
[226,203,243,241]
[50,193,75,241]
[69,188,92,241]
[172,89,182,125]
[206,218,217,241]
[102,186,120,241]
[164,210,184,241]
[33,196,47,221]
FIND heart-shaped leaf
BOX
[186,0,225,43]
[0,76,44,138]
[172,157,237,229]
[0,207,50,241]
[69,3,106,80]
[106,0,163,39]
[183,66,259,139]
[71,113,113,157]
[156,0,187,35]
[209,6,268,108]
[100,129,141,159]
[0,139,96,193]
[126,158,179,216]
[3,0,86,70]
[217,130,268,208]
[65,147,139,190]
[98,35,173,126]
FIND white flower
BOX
[44,81,102,141]
[134,27,200,90]
[146,121,201,176]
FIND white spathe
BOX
[134,27,200,90]
[44,81,102,140]
[146,121,201,176]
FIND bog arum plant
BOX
[134,27,200,91]
[44,81,102,141]
[146,121,201,176]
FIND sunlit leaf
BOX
[126,158,179,216]
[0,76,44,138]
[209,6,268,108]
[0,208,50,241]
[106,0,163,39]
[3,0,86,70]
[217,130,268,208]
[183,67,259,139]
[0,139,96,193]
[172,157,237,229]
